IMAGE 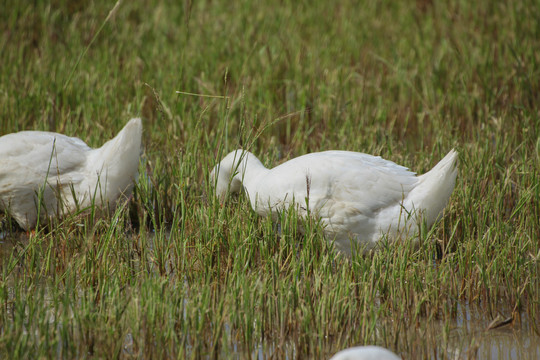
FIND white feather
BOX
[0,118,142,230]
[329,346,401,360]
[211,149,458,254]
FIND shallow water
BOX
[238,307,539,359]
[440,303,539,360]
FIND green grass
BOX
[1,0,539,358]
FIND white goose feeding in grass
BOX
[211,148,458,255]
[0,118,142,230]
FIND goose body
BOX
[0,118,142,230]
[329,346,401,360]
[211,148,458,254]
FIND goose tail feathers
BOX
[87,118,142,202]
[408,149,458,226]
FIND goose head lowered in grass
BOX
[211,148,458,255]
[0,118,142,230]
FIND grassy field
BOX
[1,0,539,358]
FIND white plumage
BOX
[329,346,401,360]
[0,118,142,230]
[211,148,458,254]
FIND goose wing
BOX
[254,151,418,235]
[0,131,90,192]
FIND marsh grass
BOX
[1,0,539,358]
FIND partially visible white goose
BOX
[211,148,458,254]
[0,118,142,230]
[329,346,401,360]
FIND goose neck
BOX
[234,151,267,183]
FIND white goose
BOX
[211,148,458,254]
[0,118,142,230]
[329,345,401,360]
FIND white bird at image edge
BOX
[211,148,458,255]
[329,345,401,360]
[0,118,142,230]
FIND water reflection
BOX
[246,309,539,359]
[443,303,539,359]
